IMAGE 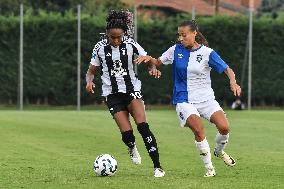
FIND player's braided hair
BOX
[106,10,128,33]
[179,20,209,47]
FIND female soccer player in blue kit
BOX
[135,20,241,177]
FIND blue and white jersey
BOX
[159,44,228,104]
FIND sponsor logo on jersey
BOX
[178,53,184,59]
[111,60,127,77]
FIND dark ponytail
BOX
[196,31,208,47]
[179,20,209,47]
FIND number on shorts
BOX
[130,91,142,99]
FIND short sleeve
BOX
[90,48,100,66]
[132,42,147,56]
[209,50,228,73]
[159,45,176,65]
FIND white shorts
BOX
[176,100,223,127]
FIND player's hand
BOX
[148,67,161,78]
[135,55,152,64]
[86,82,95,94]
[230,82,241,96]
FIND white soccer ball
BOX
[93,154,118,176]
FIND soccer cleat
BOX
[204,166,216,177]
[214,150,236,167]
[128,145,141,165]
[154,168,165,177]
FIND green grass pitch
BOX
[0,110,283,189]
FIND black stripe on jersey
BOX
[131,44,139,78]
[132,43,139,55]
[104,45,118,93]
[120,43,134,93]
[97,50,103,76]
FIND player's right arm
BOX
[86,41,104,94]
[135,45,175,66]
[134,55,162,78]
[86,64,97,94]
[134,55,162,66]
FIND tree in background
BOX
[81,0,127,16]
[0,0,128,15]
[258,0,284,18]
[0,0,22,15]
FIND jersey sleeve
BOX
[208,50,229,73]
[90,40,107,66]
[132,41,147,56]
[159,45,176,65]
[90,48,100,66]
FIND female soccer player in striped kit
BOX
[85,10,165,177]
[136,20,241,177]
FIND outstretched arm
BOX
[135,55,162,66]
[224,67,241,97]
[85,64,97,94]
[135,55,163,78]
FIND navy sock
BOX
[137,122,161,168]
[121,130,135,149]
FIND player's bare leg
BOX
[210,111,236,167]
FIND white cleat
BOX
[204,166,216,177]
[154,168,165,178]
[214,150,236,167]
[128,145,141,165]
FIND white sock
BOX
[195,138,213,169]
[215,132,229,155]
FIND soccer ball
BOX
[93,154,118,176]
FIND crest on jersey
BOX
[121,48,126,55]
[111,60,127,77]
[196,54,203,63]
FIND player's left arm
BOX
[209,50,241,97]
[224,67,241,97]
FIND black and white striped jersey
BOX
[90,37,147,96]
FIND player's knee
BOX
[217,122,230,135]
[187,116,205,140]
[133,116,146,125]
[187,114,200,125]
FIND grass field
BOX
[0,110,283,189]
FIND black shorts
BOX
[105,91,143,116]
